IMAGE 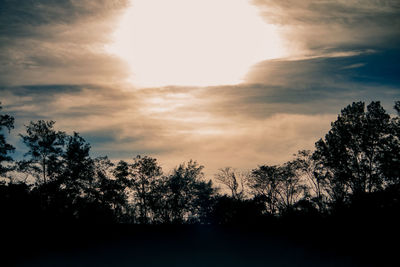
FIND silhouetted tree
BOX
[210,195,266,225]
[248,165,281,214]
[314,101,391,202]
[114,155,163,223]
[0,181,33,225]
[0,102,15,178]
[248,162,306,215]
[276,161,306,213]
[161,161,215,223]
[379,101,400,185]
[214,167,247,200]
[1,99,399,230]
[89,156,127,222]
[20,120,66,184]
[293,150,327,211]
[55,132,96,219]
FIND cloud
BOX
[252,0,400,54]
[246,49,400,87]
[253,0,400,26]
[0,82,333,176]
[0,0,128,32]
[2,81,398,178]
[1,0,399,177]
[0,0,129,86]
[244,0,400,112]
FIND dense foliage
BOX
[1,101,400,225]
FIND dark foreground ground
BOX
[1,218,398,267]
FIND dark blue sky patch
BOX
[246,48,400,91]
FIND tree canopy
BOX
[0,100,399,226]
[0,102,15,177]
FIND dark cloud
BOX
[0,0,129,86]
[243,0,400,116]
[0,0,128,29]
[246,49,400,87]
[252,0,400,52]
[0,84,83,96]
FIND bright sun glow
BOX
[107,0,285,87]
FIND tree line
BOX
[1,100,400,225]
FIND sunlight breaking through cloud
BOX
[106,0,286,87]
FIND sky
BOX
[1,0,399,177]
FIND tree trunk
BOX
[43,157,46,183]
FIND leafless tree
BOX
[215,167,247,200]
